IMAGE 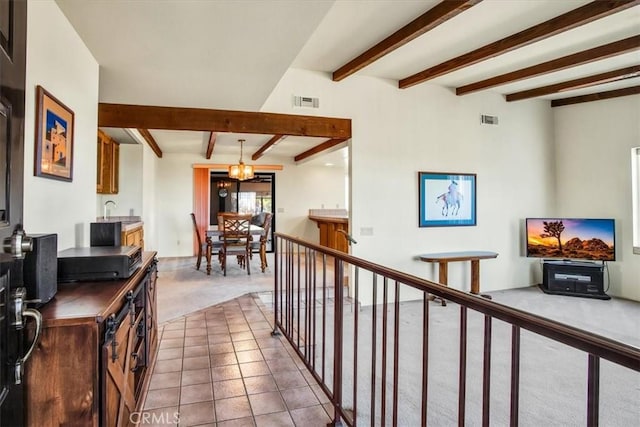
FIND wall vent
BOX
[480,114,498,125]
[293,95,319,108]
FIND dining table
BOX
[205,224,264,275]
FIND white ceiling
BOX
[56,0,640,164]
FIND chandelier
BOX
[228,139,254,181]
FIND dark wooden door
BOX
[0,1,28,425]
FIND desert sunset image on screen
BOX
[526,218,615,261]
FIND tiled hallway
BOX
[142,294,333,427]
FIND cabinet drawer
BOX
[122,226,144,250]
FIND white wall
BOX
[633,147,640,254]
[141,137,159,251]
[96,143,143,218]
[554,96,640,301]
[262,69,557,297]
[154,150,346,257]
[24,0,99,250]
[277,162,347,244]
[154,153,197,256]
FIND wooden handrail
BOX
[274,232,640,371]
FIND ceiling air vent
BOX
[481,114,498,125]
[293,95,319,108]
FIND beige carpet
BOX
[156,255,274,324]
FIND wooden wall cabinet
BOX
[122,224,144,250]
[97,129,120,194]
[25,253,158,427]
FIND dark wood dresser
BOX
[25,252,158,427]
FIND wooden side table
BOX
[418,251,499,305]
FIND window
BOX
[236,191,256,214]
[633,147,640,255]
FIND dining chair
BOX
[219,215,252,276]
[190,213,208,270]
[250,212,273,272]
[217,211,237,227]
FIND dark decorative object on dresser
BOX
[90,221,122,246]
[23,234,58,306]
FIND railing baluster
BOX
[381,278,388,427]
[482,314,492,427]
[283,240,286,332]
[291,242,295,338]
[289,241,293,337]
[280,238,284,329]
[510,325,520,427]
[287,242,291,336]
[292,242,296,339]
[322,253,327,384]
[371,274,378,427]
[458,306,467,427]
[421,291,430,427]
[333,258,345,425]
[312,249,317,371]
[587,354,600,427]
[392,281,400,427]
[285,240,290,335]
[297,243,301,350]
[309,248,313,361]
[273,237,279,335]
[277,238,281,329]
[309,249,313,363]
[353,266,360,427]
[306,247,311,361]
[285,240,289,334]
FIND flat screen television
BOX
[526,218,615,261]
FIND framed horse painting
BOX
[418,172,476,227]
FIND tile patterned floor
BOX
[143,294,333,427]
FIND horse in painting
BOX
[435,181,463,216]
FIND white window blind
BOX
[237,192,257,214]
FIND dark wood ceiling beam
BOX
[294,138,348,162]
[137,129,163,158]
[99,103,352,139]
[550,85,640,107]
[205,132,217,159]
[399,0,640,89]
[506,65,640,101]
[332,0,482,82]
[252,134,284,161]
[456,35,640,95]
